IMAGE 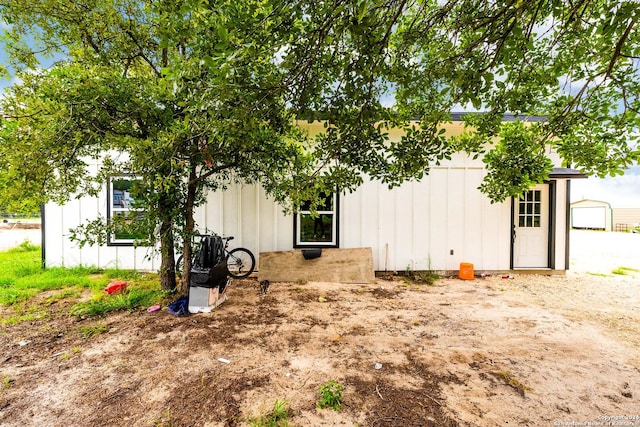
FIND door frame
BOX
[510,181,556,269]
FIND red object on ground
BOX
[105,281,127,295]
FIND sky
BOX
[571,166,640,208]
[1,29,640,208]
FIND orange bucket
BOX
[458,262,474,280]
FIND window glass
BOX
[109,176,145,245]
[295,192,338,247]
[517,190,542,229]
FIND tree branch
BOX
[605,20,634,79]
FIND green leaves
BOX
[480,122,553,204]
[1,0,640,238]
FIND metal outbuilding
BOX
[570,199,612,231]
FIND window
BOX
[518,190,541,228]
[294,192,339,248]
[108,176,144,246]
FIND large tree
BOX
[1,0,314,291]
[1,0,639,289]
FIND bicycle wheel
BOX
[226,247,255,279]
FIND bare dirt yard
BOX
[1,230,639,426]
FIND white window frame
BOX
[107,175,144,246]
[294,192,339,248]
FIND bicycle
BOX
[176,234,256,279]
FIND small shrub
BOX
[317,380,343,411]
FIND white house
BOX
[42,117,586,275]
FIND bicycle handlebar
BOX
[192,233,234,241]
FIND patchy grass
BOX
[612,266,640,275]
[0,243,168,321]
[248,399,291,427]
[79,323,110,339]
[0,307,48,326]
[69,288,167,317]
[587,272,611,277]
[490,370,532,397]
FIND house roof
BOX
[450,112,547,122]
[549,167,587,179]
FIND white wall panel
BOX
[445,169,465,270]
[428,169,449,270]
[46,170,569,273]
[554,180,568,270]
[60,197,83,267]
[462,169,484,268]
[391,183,414,272]
[43,203,64,267]
[257,187,276,254]
[240,184,259,253]
[411,180,431,270]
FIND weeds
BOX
[612,266,640,275]
[249,399,290,427]
[0,309,47,326]
[79,323,110,339]
[2,376,13,390]
[7,240,39,253]
[152,408,172,427]
[317,380,343,411]
[587,272,611,277]
[404,261,440,286]
[490,370,531,397]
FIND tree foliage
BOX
[1,0,639,288]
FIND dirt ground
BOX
[1,230,640,426]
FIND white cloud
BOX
[571,167,640,208]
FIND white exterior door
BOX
[513,185,549,268]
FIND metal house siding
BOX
[338,167,511,272]
[570,200,612,231]
[612,208,640,231]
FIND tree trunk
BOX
[159,216,177,291]
[178,165,199,294]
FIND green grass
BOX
[587,272,611,277]
[249,400,290,427]
[612,266,640,275]
[70,288,165,317]
[79,323,110,339]
[0,242,168,321]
